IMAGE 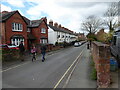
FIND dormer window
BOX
[12,23,23,31]
[41,28,46,33]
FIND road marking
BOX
[53,48,84,90]
[1,62,29,72]
[62,50,83,88]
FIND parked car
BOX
[74,42,80,47]
[8,44,19,50]
[0,44,9,50]
[110,26,120,67]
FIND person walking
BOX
[31,45,37,62]
[19,41,25,61]
[40,44,47,62]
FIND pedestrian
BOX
[19,41,25,61]
[31,45,37,62]
[40,44,47,62]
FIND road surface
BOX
[3,43,88,88]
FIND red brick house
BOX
[23,17,48,49]
[1,10,48,50]
[1,10,28,49]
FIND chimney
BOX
[49,20,53,26]
[58,24,61,28]
[54,22,58,27]
[1,11,9,14]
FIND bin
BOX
[110,58,118,71]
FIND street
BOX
[3,43,93,88]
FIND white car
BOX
[74,42,80,47]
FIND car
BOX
[74,42,80,47]
[0,44,9,50]
[8,44,19,50]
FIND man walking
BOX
[40,44,47,62]
[19,41,25,61]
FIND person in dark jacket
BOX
[19,41,25,61]
[40,44,47,62]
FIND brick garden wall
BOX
[91,41,111,88]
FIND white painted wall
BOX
[48,27,77,45]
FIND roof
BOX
[0,11,16,22]
[0,10,28,24]
[48,24,74,35]
[30,20,43,27]
[23,17,47,28]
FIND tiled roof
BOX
[23,16,44,28]
[0,11,17,22]
[31,20,43,27]
[48,24,74,34]
[1,10,28,24]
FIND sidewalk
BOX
[65,48,97,88]
[65,48,119,89]
[2,47,67,70]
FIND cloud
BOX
[2,0,116,33]
[26,1,110,32]
[1,4,12,11]
[2,0,25,7]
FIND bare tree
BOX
[81,15,102,34]
[104,2,118,32]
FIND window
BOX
[40,39,47,44]
[12,23,23,31]
[11,36,24,46]
[41,28,46,33]
[57,35,60,38]
[27,28,31,32]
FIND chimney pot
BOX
[49,20,53,26]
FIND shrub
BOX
[2,49,20,62]
[90,67,97,80]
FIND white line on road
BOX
[1,62,29,72]
[53,48,85,90]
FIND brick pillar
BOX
[92,41,111,88]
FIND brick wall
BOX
[1,23,6,44]
[32,20,48,44]
[91,41,111,88]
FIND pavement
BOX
[65,48,97,88]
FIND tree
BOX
[104,2,118,32]
[81,15,102,34]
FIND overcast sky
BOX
[1,0,119,33]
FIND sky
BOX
[1,0,119,33]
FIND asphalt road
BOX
[2,43,87,88]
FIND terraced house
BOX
[0,10,48,49]
[48,20,77,45]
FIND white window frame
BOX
[12,23,23,32]
[11,38,24,46]
[40,39,47,44]
[41,28,46,33]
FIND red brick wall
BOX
[4,12,28,49]
[32,21,48,44]
[1,23,6,44]
[91,41,111,88]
